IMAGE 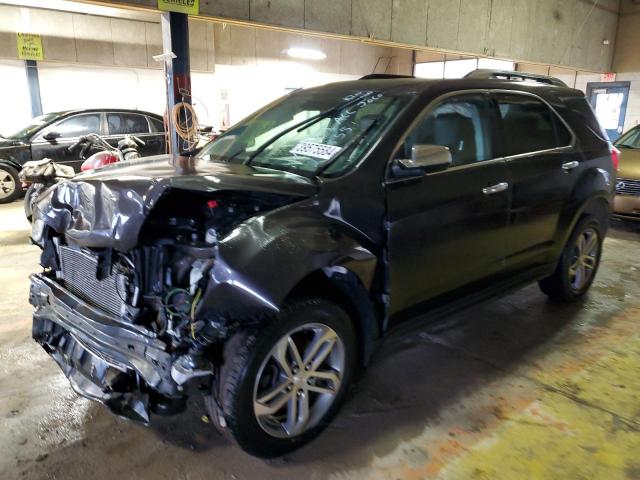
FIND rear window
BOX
[495,93,572,156]
[560,97,610,150]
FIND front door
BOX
[386,92,509,316]
[586,81,630,141]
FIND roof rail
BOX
[360,74,415,80]
[464,69,568,87]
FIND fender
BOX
[554,165,613,258]
[195,204,379,321]
[0,158,22,172]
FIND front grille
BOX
[616,177,640,196]
[58,246,125,317]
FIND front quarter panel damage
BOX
[197,201,378,320]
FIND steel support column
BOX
[160,11,191,157]
[25,60,42,117]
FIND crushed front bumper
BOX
[29,274,179,424]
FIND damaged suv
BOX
[29,71,614,457]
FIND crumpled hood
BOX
[33,155,317,251]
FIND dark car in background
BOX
[29,71,614,457]
[0,108,166,203]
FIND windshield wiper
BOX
[243,92,377,166]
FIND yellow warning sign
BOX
[17,33,43,61]
[157,0,199,15]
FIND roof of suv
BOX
[307,75,585,103]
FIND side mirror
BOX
[42,130,61,141]
[397,144,452,171]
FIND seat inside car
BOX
[403,112,477,164]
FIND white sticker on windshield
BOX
[290,141,343,161]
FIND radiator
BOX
[58,245,125,317]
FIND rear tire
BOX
[211,298,356,457]
[539,215,603,302]
[0,165,20,204]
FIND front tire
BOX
[212,298,356,457]
[539,215,603,302]
[0,165,20,204]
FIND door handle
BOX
[482,182,509,195]
[562,161,579,171]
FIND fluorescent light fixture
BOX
[286,48,326,60]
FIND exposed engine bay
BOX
[30,186,299,423]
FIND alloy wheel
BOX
[253,322,345,439]
[0,168,16,200]
[568,227,599,291]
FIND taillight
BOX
[610,145,620,170]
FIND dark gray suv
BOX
[29,70,614,457]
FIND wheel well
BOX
[0,159,21,171]
[286,268,381,368]
[580,196,610,232]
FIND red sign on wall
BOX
[601,72,617,82]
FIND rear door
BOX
[386,92,510,316]
[31,112,104,171]
[493,92,578,271]
[105,112,164,157]
[146,115,167,155]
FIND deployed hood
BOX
[32,155,317,251]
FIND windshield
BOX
[198,89,408,177]
[616,127,640,149]
[4,113,60,140]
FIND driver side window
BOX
[54,114,102,139]
[400,94,494,166]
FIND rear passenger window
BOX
[495,94,572,156]
[107,113,150,135]
[399,94,494,166]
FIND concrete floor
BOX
[1,200,639,480]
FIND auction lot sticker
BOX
[291,141,343,161]
[157,0,199,15]
[17,33,43,61]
